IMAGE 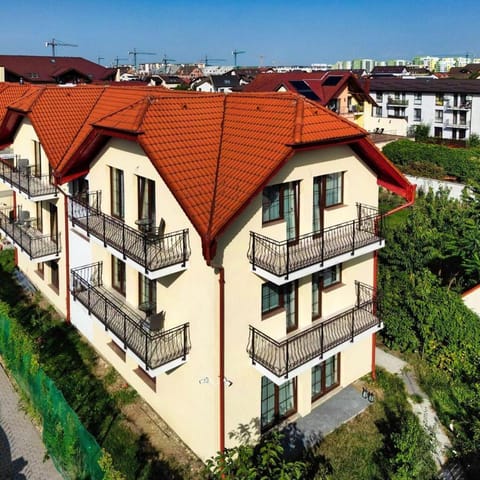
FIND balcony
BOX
[69,192,190,279]
[0,207,61,261]
[248,204,383,285]
[71,262,191,374]
[348,104,364,115]
[387,97,408,107]
[247,282,380,384]
[0,157,57,201]
[446,102,471,111]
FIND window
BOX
[33,140,42,176]
[434,127,443,138]
[435,93,444,106]
[312,265,342,318]
[262,282,297,332]
[112,256,126,296]
[36,202,43,233]
[262,283,283,314]
[50,261,59,292]
[375,93,382,103]
[435,110,443,122]
[110,167,125,219]
[311,354,340,402]
[262,185,282,223]
[325,172,343,207]
[414,92,422,105]
[374,106,382,117]
[36,262,44,279]
[414,108,422,122]
[261,376,296,430]
[139,274,156,312]
[137,176,155,225]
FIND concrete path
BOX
[0,364,62,480]
[376,347,452,468]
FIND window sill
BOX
[322,282,344,294]
[262,306,285,320]
[49,284,59,295]
[108,341,126,362]
[134,367,156,392]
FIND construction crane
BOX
[128,48,156,70]
[97,57,104,65]
[200,55,226,67]
[112,57,128,68]
[232,49,246,67]
[45,38,78,57]
[161,54,176,72]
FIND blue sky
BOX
[2,0,480,67]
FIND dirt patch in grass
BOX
[93,356,204,479]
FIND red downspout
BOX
[372,188,416,380]
[218,266,225,453]
[63,192,71,324]
[12,191,18,266]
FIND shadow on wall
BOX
[0,423,27,479]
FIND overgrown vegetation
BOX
[315,370,436,480]
[382,139,480,182]
[0,249,194,480]
[379,188,480,476]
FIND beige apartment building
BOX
[0,84,414,460]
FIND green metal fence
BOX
[0,312,104,480]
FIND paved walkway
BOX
[0,364,62,480]
[376,348,452,468]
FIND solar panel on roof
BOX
[323,76,342,86]
[289,80,320,101]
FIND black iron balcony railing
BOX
[248,204,383,279]
[71,262,191,371]
[247,281,380,379]
[387,97,408,106]
[0,158,57,199]
[0,207,61,259]
[69,192,190,275]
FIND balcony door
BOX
[137,176,155,231]
[110,167,125,220]
[33,140,42,177]
[49,203,57,243]
[284,182,299,242]
[313,173,344,233]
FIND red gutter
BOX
[372,185,416,380]
[63,192,71,324]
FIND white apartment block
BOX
[366,78,480,140]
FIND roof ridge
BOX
[205,94,228,250]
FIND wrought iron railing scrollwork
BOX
[71,262,191,370]
[248,203,383,278]
[69,193,191,274]
[247,281,380,379]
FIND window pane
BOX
[261,377,276,428]
[323,264,341,287]
[311,364,323,398]
[312,272,320,317]
[313,177,321,231]
[278,379,295,416]
[262,283,281,314]
[111,168,125,219]
[262,185,281,223]
[325,356,338,388]
[325,173,342,207]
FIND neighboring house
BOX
[370,66,432,77]
[193,75,240,92]
[448,63,480,80]
[242,71,375,127]
[0,84,414,461]
[0,55,115,84]
[174,64,204,82]
[364,77,480,140]
[148,75,186,89]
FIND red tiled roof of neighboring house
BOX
[0,55,115,83]
[0,86,413,261]
[242,71,373,106]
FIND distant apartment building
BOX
[365,78,480,140]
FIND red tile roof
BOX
[0,85,412,261]
[0,55,115,83]
[242,71,373,106]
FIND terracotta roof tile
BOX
[0,85,412,261]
